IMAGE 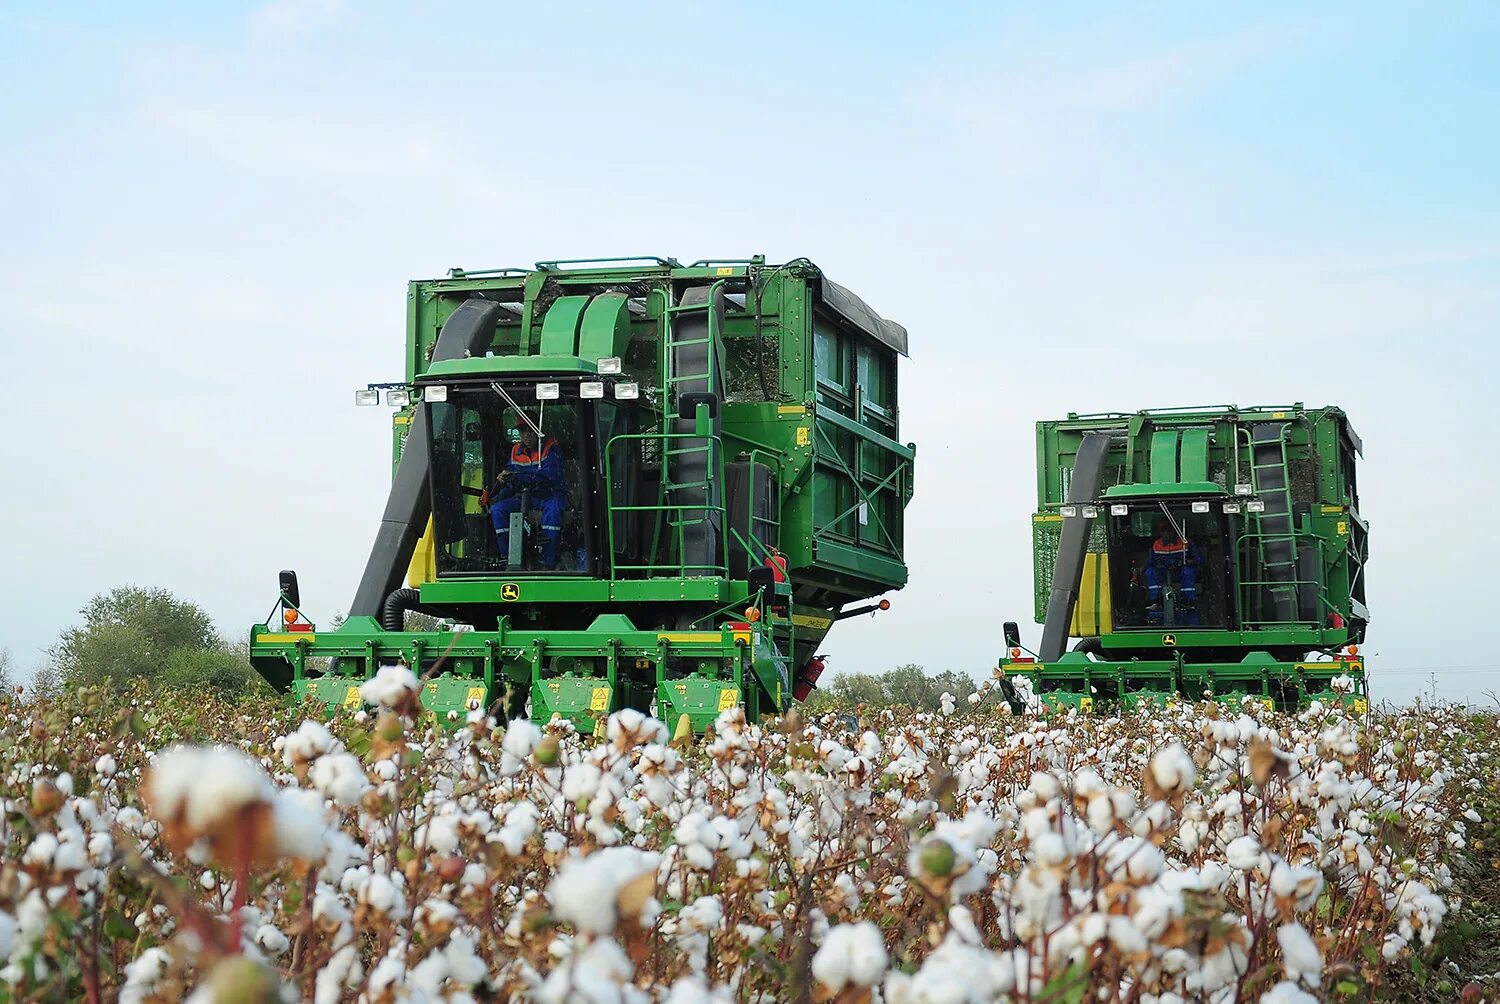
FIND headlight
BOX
[423,385,448,403]
[1191,501,1210,514]
[1234,483,1254,496]
[1081,505,1099,519]
[1060,505,1078,518]
[580,382,605,399]
[1110,504,1128,516]
[597,357,623,375]
[1223,502,1242,514]
[1246,500,1266,513]
[355,389,379,406]
[385,388,411,407]
[614,382,640,400]
[535,383,560,400]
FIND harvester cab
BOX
[1000,405,1370,714]
[251,256,914,734]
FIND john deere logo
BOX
[500,582,521,601]
[1162,633,1177,646]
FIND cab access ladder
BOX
[658,282,727,576]
[1249,422,1300,622]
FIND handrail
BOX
[604,431,729,578]
[1235,531,1335,628]
[535,256,682,270]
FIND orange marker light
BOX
[1346,644,1359,657]
[1010,647,1022,659]
[745,607,761,623]
[283,609,299,625]
[878,598,891,611]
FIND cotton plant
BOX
[0,678,1491,1002]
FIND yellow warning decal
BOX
[465,686,486,711]
[1078,697,1094,714]
[1337,521,1348,535]
[778,405,807,415]
[1033,514,1063,523]
[715,267,735,276]
[657,632,723,644]
[395,415,413,425]
[343,685,361,708]
[590,686,611,711]
[791,614,833,630]
[1321,505,1346,514]
[259,633,316,643]
[1272,411,1288,419]
[796,427,811,447]
[717,688,740,711]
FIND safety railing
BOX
[725,448,784,574]
[604,431,730,578]
[1236,532,1336,628]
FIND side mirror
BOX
[747,566,775,597]
[677,391,719,423]
[279,570,301,609]
[1003,621,1021,649]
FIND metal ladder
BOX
[1249,422,1299,622]
[659,283,726,575]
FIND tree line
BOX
[15,586,270,699]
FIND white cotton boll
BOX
[146,745,275,834]
[502,720,542,758]
[549,847,659,935]
[0,911,14,961]
[52,835,88,873]
[23,834,58,869]
[1029,771,1061,801]
[281,720,336,767]
[1277,922,1322,985]
[811,921,888,990]
[1226,835,1263,870]
[425,813,460,854]
[360,663,419,707]
[273,788,330,860]
[1260,980,1320,1004]
[1148,743,1196,795]
[1104,836,1164,882]
[255,924,290,955]
[940,693,956,716]
[314,944,360,1004]
[1031,832,1068,866]
[607,708,668,747]
[309,752,371,808]
[95,754,117,778]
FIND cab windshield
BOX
[427,383,594,574]
[1105,501,1229,630]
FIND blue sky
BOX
[2,2,1497,702]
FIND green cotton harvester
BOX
[999,405,1371,713]
[251,256,914,733]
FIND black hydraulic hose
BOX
[381,588,423,632]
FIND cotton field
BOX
[0,674,1495,1003]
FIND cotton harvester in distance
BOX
[250,256,915,733]
[999,405,1370,713]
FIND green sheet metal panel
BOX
[1149,430,1178,484]
[539,295,589,356]
[1179,428,1210,483]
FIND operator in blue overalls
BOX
[481,422,567,569]
[1142,518,1202,624]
